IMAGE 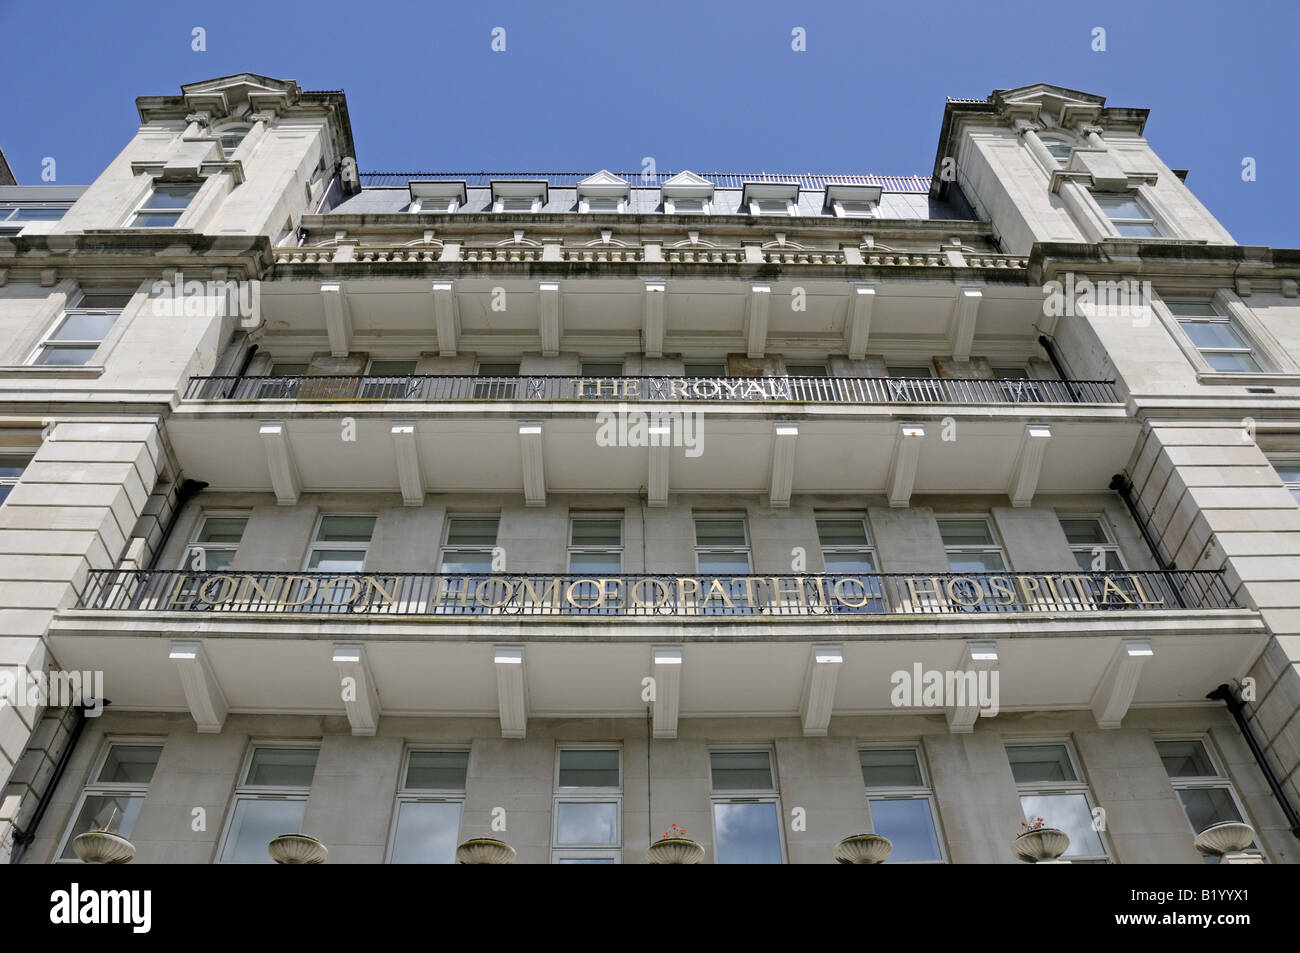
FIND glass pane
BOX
[476,363,519,377]
[96,746,163,784]
[710,751,773,790]
[220,798,306,863]
[1165,300,1221,317]
[131,210,183,227]
[270,363,309,376]
[569,551,621,573]
[390,801,461,864]
[684,362,727,377]
[1271,464,1300,484]
[59,795,145,859]
[405,751,469,790]
[368,360,417,376]
[888,365,932,378]
[570,518,621,546]
[992,367,1030,379]
[817,519,869,546]
[199,549,235,572]
[860,749,923,788]
[1178,320,1251,350]
[1093,195,1147,219]
[77,294,133,309]
[786,364,828,377]
[0,486,10,505]
[1205,352,1262,373]
[697,550,751,574]
[946,552,1005,573]
[870,798,943,862]
[581,362,623,377]
[1116,222,1162,237]
[1155,740,1216,778]
[316,516,375,542]
[1019,794,1105,857]
[694,518,746,546]
[1073,549,1123,572]
[307,549,365,572]
[244,747,318,787]
[1059,518,1107,545]
[713,802,782,863]
[143,184,200,209]
[937,519,994,546]
[0,455,29,479]
[10,207,67,221]
[50,312,118,341]
[440,551,492,573]
[36,346,99,365]
[558,749,620,788]
[1007,745,1077,783]
[554,802,619,845]
[446,517,499,546]
[1177,788,1244,834]
[823,552,876,574]
[1044,141,1073,160]
[198,517,247,544]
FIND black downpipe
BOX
[226,342,258,398]
[145,478,209,572]
[1037,334,1078,403]
[9,703,103,864]
[1207,683,1300,840]
[1109,473,1186,608]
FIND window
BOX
[553,748,622,863]
[694,516,752,614]
[580,361,624,398]
[567,515,622,574]
[683,361,727,378]
[217,127,250,158]
[785,362,828,377]
[0,205,68,226]
[751,197,793,216]
[1059,517,1124,572]
[665,197,709,215]
[388,750,469,864]
[938,518,1006,572]
[57,743,163,861]
[710,750,784,864]
[1155,738,1260,862]
[129,182,201,228]
[438,515,500,612]
[1041,138,1074,166]
[182,515,247,572]
[1166,299,1264,373]
[1006,743,1109,862]
[817,516,883,614]
[860,748,945,863]
[992,366,1030,380]
[297,515,375,612]
[1270,459,1300,504]
[473,361,519,399]
[1094,193,1162,238]
[218,746,318,863]
[0,454,30,507]
[887,363,933,378]
[29,293,132,366]
[582,196,623,213]
[885,363,936,401]
[361,359,418,399]
[832,199,876,217]
[254,362,308,398]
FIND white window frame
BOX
[567,514,623,573]
[180,511,249,572]
[858,743,947,864]
[663,196,711,215]
[439,513,500,572]
[54,738,164,863]
[1057,514,1127,573]
[936,515,1008,572]
[385,746,470,865]
[127,180,202,228]
[579,195,626,214]
[25,292,132,366]
[302,513,376,572]
[0,453,31,507]
[816,513,877,572]
[552,745,623,863]
[1006,740,1112,863]
[1165,297,1266,374]
[1154,734,1263,860]
[708,746,786,865]
[215,742,319,864]
[1092,191,1165,238]
[693,513,751,572]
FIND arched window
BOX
[217,125,252,158]
[1040,137,1074,166]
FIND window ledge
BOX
[0,364,105,379]
[1196,371,1300,386]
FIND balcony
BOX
[183,374,1120,405]
[78,568,1234,617]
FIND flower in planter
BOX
[1016,817,1046,837]
[660,824,691,840]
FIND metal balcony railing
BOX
[182,375,1119,404]
[75,569,1235,618]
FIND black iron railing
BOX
[183,375,1119,404]
[75,569,1234,617]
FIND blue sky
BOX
[2,0,1296,246]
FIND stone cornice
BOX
[1028,241,1300,287]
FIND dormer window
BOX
[825,184,882,218]
[408,180,467,214]
[577,171,630,214]
[741,183,799,216]
[217,126,251,158]
[661,171,714,215]
[491,180,548,214]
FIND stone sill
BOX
[0,365,104,379]
[1196,372,1300,387]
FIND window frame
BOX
[567,513,624,573]
[25,291,132,367]
[1057,514,1127,573]
[180,511,249,572]
[1039,136,1075,167]
[385,746,470,865]
[1005,739,1112,864]
[552,745,623,863]
[1268,457,1300,505]
[708,746,786,865]
[858,743,947,864]
[54,738,165,863]
[216,125,253,159]
[301,513,376,573]
[936,516,1008,573]
[1165,297,1266,374]
[127,180,202,228]
[0,453,31,507]
[1092,191,1164,238]
[215,742,320,865]
[438,513,501,573]
[1154,734,1263,860]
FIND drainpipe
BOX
[145,478,209,572]
[9,702,105,864]
[1037,334,1079,403]
[1207,683,1300,840]
[1109,473,1186,608]
[227,342,258,398]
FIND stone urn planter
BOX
[833,832,893,864]
[268,833,328,864]
[1012,827,1071,863]
[456,837,517,864]
[646,838,705,865]
[1193,821,1256,857]
[71,830,135,864]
